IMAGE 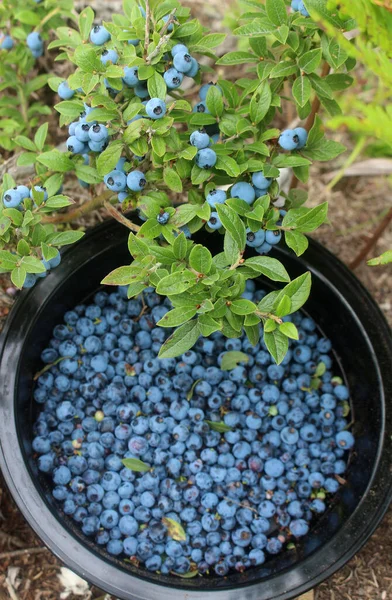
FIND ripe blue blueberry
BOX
[251,172,272,190]
[74,123,91,143]
[90,25,111,46]
[187,58,199,78]
[293,127,308,148]
[246,228,266,248]
[298,1,310,17]
[67,136,85,154]
[89,124,109,143]
[58,81,75,100]
[146,98,167,120]
[100,49,118,65]
[1,35,14,50]
[190,130,210,150]
[199,83,223,101]
[164,68,183,90]
[30,185,48,201]
[265,230,282,245]
[104,170,127,192]
[173,51,193,73]
[196,148,217,169]
[230,182,256,205]
[3,188,23,208]
[127,170,146,192]
[123,66,139,87]
[157,212,170,225]
[26,32,43,51]
[279,129,300,151]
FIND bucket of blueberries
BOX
[0,218,392,600]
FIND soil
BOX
[0,0,392,599]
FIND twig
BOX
[349,206,392,270]
[0,531,27,549]
[304,62,331,133]
[255,311,283,325]
[146,9,177,64]
[42,190,113,224]
[223,496,259,515]
[35,6,61,32]
[0,547,49,561]
[144,0,151,59]
[104,202,141,232]
[5,577,20,600]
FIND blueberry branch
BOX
[144,0,151,59]
[145,9,177,65]
[255,311,283,325]
[104,201,141,232]
[42,190,113,224]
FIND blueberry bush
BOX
[0,0,357,364]
[0,0,74,152]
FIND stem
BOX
[326,136,366,191]
[304,61,331,133]
[104,201,141,232]
[349,206,392,270]
[35,6,61,31]
[17,87,31,135]
[42,190,113,224]
[146,8,177,64]
[255,311,283,325]
[144,0,151,59]
[0,547,48,561]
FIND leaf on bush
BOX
[244,256,290,282]
[216,204,246,251]
[230,299,257,315]
[298,49,322,74]
[206,86,224,117]
[279,321,299,340]
[46,231,85,247]
[101,266,137,286]
[275,272,312,313]
[266,0,287,26]
[292,76,311,107]
[216,52,258,66]
[284,230,309,256]
[157,306,197,328]
[264,328,289,365]
[367,250,392,266]
[163,168,183,193]
[189,245,212,274]
[37,151,74,173]
[158,320,200,358]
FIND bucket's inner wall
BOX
[13,225,383,590]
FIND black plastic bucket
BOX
[0,218,391,600]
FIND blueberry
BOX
[67,135,85,154]
[279,129,299,151]
[127,170,147,192]
[123,66,139,87]
[58,81,75,100]
[173,51,193,73]
[246,228,265,248]
[293,126,308,148]
[100,49,118,65]
[171,44,189,57]
[252,172,272,190]
[89,124,109,143]
[146,98,167,120]
[90,25,111,46]
[1,35,14,50]
[199,83,222,101]
[298,1,310,17]
[164,68,183,90]
[230,182,256,205]
[196,148,217,170]
[190,130,210,150]
[335,430,355,450]
[157,211,170,225]
[104,170,127,192]
[26,32,43,51]
[3,188,23,208]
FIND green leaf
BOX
[2,209,23,227]
[0,251,18,270]
[205,420,233,433]
[298,49,322,74]
[279,321,299,340]
[163,168,183,193]
[230,299,257,315]
[74,46,102,73]
[46,231,84,247]
[284,230,309,256]
[292,76,311,108]
[75,165,102,184]
[147,72,167,100]
[96,142,123,177]
[275,294,292,317]
[171,204,197,227]
[250,82,272,124]
[264,319,276,333]
[215,155,241,178]
[302,140,346,162]
[308,74,333,99]
[198,314,222,336]
[158,320,200,358]
[11,266,26,289]
[173,232,188,260]
[151,135,166,158]
[283,203,328,233]
[122,458,151,472]
[156,272,193,295]
[162,517,187,541]
[245,323,260,346]
[37,151,74,173]
[272,24,289,44]
[216,52,258,66]
[157,306,198,327]
[41,243,59,262]
[78,6,95,41]
[186,378,202,401]
[244,256,290,282]
[101,266,136,286]
[20,256,46,274]
[189,245,212,274]
[206,86,224,117]
[215,204,246,250]
[368,250,392,266]
[314,361,326,377]
[17,240,30,257]
[264,329,289,365]
[220,351,249,371]
[275,272,312,312]
[266,0,287,26]
[15,136,36,152]
[234,19,276,37]
[270,61,298,79]
[15,10,40,25]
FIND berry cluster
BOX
[103,157,147,203]
[278,128,308,151]
[32,283,354,576]
[291,0,310,17]
[191,84,222,170]
[67,105,109,155]
[1,29,44,58]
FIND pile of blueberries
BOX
[32,283,354,576]
[66,104,110,155]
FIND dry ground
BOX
[0,0,391,599]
